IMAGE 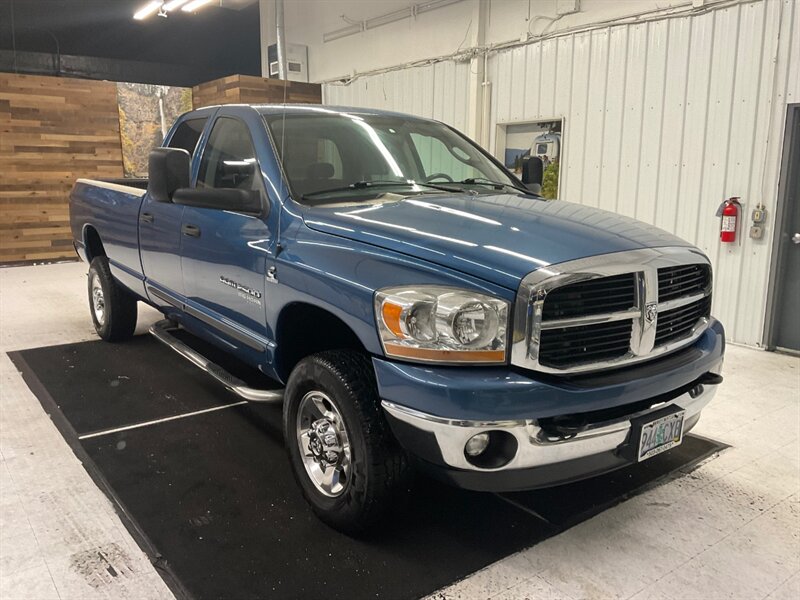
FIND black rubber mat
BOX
[12,334,277,435]
[9,336,726,600]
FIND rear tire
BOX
[87,256,137,342]
[283,350,408,534]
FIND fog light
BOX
[465,433,490,457]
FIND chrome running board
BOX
[149,319,284,403]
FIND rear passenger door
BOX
[179,113,275,356]
[140,115,209,309]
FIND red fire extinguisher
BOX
[719,197,742,243]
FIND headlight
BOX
[374,286,509,364]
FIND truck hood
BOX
[302,193,692,290]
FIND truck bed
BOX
[69,178,148,297]
[94,177,149,190]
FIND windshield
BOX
[264,111,521,203]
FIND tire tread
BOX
[88,256,137,342]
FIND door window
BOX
[168,118,207,156]
[197,118,260,191]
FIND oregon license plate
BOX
[637,410,685,461]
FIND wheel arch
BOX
[83,225,106,263]
[274,302,369,382]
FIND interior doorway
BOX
[495,118,565,199]
[765,105,800,353]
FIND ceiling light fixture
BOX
[162,0,190,10]
[182,0,214,12]
[133,1,163,20]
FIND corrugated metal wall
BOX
[324,60,474,132]
[324,0,800,346]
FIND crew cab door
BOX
[179,112,276,356]
[140,115,209,308]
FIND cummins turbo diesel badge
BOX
[219,275,262,300]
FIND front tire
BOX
[87,256,137,342]
[283,351,408,534]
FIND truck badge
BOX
[645,302,658,324]
[220,276,262,305]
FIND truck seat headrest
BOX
[307,162,335,180]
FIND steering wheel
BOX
[424,173,454,183]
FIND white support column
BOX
[259,0,276,78]
[275,0,287,80]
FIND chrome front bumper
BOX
[381,381,718,473]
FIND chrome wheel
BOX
[296,390,352,497]
[90,273,105,325]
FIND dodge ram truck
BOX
[70,104,725,532]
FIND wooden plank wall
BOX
[0,73,124,263]
[192,74,321,108]
[0,73,320,264]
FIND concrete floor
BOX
[1,262,798,600]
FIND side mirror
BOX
[521,156,544,191]
[172,187,265,216]
[148,148,190,203]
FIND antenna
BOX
[275,67,289,257]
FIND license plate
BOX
[637,410,685,461]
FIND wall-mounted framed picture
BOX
[116,83,193,178]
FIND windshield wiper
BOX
[458,178,537,196]
[302,180,461,200]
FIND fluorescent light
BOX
[133,1,162,20]
[163,0,189,10]
[182,0,213,12]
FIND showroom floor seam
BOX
[77,401,249,440]
[634,487,798,596]
[491,493,557,526]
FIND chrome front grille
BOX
[539,320,633,368]
[511,247,713,374]
[541,273,636,320]
[657,264,711,302]
[655,296,712,347]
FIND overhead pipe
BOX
[323,0,464,43]
[322,0,749,86]
[275,0,287,80]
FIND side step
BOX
[149,319,284,403]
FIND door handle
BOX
[181,224,201,238]
[792,233,800,244]
[140,212,154,224]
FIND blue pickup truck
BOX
[70,104,724,532]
